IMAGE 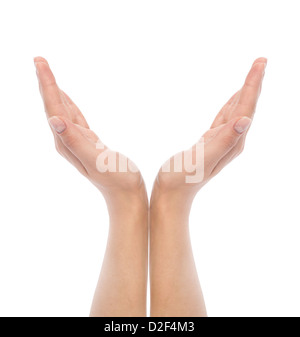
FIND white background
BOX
[0,0,299,317]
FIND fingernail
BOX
[234,117,252,134]
[264,61,267,70]
[263,62,267,77]
[48,117,66,134]
[34,63,39,79]
[33,57,39,67]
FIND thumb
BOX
[48,116,97,168]
[205,116,252,167]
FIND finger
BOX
[60,90,90,128]
[54,136,89,177]
[234,57,267,118]
[210,149,236,178]
[205,116,252,170]
[74,123,99,143]
[226,90,241,121]
[48,116,98,169]
[34,57,67,118]
[210,136,245,177]
[202,123,225,143]
[210,90,240,128]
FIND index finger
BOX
[34,57,66,118]
[234,57,267,118]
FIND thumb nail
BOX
[234,117,252,134]
[48,116,66,134]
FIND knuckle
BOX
[86,130,98,142]
[205,158,215,173]
[91,131,98,140]
[63,133,78,148]
[54,140,63,154]
[237,143,245,155]
[222,133,237,148]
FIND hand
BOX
[34,57,147,210]
[151,58,267,208]
[34,57,149,316]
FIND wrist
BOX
[150,181,194,222]
[105,184,148,225]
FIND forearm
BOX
[150,187,207,317]
[90,188,148,317]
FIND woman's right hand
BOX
[151,58,267,209]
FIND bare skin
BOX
[35,56,266,317]
[34,57,148,317]
[150,58,267,316]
